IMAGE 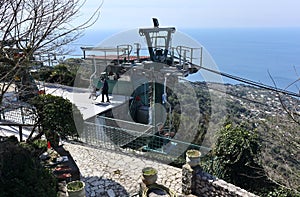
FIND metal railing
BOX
[78,117,211,163]
[0,105,36,125]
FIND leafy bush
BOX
[19,139,47,157]
[32,58,83,86]
[0,139,56,197]
[266,187,300,197]
[29,94,83,145]
[212,123,269,192]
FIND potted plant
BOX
[67,180,86,197]
[142,167,158,186]
[186,149,201,167]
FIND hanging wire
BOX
[197,65,300,98]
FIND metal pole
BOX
[21,106,25,124]
[19,125,22,142]
[200,47,203,67]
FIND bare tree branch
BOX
[0,0,103,104]
[268,70,300,125]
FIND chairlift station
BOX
[77,19,205,153]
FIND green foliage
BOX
[31,139,48,150]
[32,58,83,86]
[29,94,83,142]
[67,181,84,191]
[19,139,47,157]
[266,187,300,197]
[166,82,298,194]
[142,167,158,176]
[258,117,300,193]
[32,66,53,81]
[212,122,268,192]
[49,64,75,86]
[0,139,57,197]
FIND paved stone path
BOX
[63,142,183,197]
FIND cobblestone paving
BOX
[64,142,183,197]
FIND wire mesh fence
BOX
[0,105,36,125]
[78,117,211,164]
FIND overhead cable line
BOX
[173,55,299,97]
[183,59,300,98]
[197,65,300,98]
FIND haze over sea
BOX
[73,27,300,93]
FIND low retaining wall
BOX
[182,164,258,197]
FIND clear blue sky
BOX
[79,0,300,30]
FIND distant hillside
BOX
[181,82,300,192]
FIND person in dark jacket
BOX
[101,78,110,102]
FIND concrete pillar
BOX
[182,164,202,195]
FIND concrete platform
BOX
[0,83,130,141]
[43,84,130,120]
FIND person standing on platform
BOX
[101,78,110,103]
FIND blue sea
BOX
[73,27,300,93]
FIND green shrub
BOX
[29,94,83,145]
[20,139,48,157]
[67,181,84,191]
[212,123,269,192]
[266,187,300,197]
[0,140,57,197]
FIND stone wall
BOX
[182,164,258,197]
